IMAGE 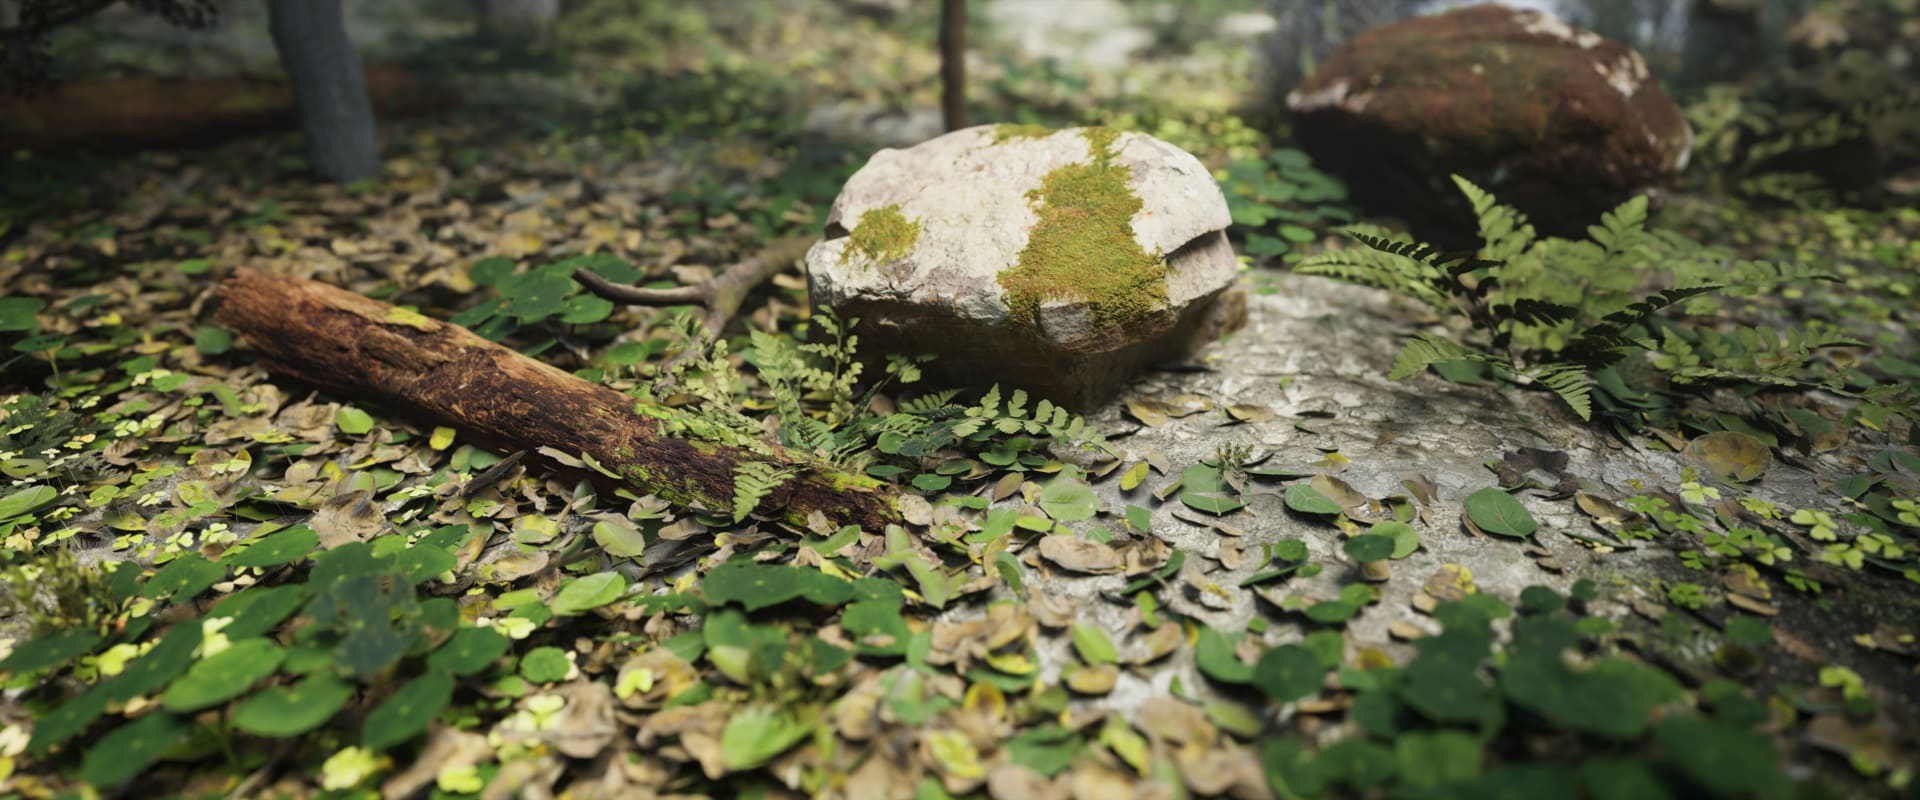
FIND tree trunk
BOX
[213,269,902,532]
[266,0,379,183]
[940,0,967,131]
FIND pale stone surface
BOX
[806,124,1241,409]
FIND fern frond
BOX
[1500,298,1580,328]
[900,388,964,415]
[1586,194,1648,255]
[732,461,800,523]
[1526,363,1593,421]
[1298,231,1450,308]
[1389,332,1495,380]
[1349,229,1441,264]
[781,415,836,455]
[1452,174,1535,260]
[1598,285,1723,329]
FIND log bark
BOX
[214,268,902,532]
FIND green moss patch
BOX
[998,127,1167,330]
[992,123,1056,143]
[843,204,921,266]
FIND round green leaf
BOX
[77,712,186,787]
[1399,659,1493,723]
[551,572,627,616]
[335,406,375,435]
[428,626,510,677]
[519,646,571,683]
[162,638,286,712]
[1342,534,1395,563]
[1372,520,1420,559]
[1315,738,1399,790]
[1181,491,1246,515]
[721,705,812,770]
[193,325,233,355]
[1285,484,1342,515]
[1463,487,1538,538]
[560,294,614,324]
[591,519,647,559]
[1039,478,1099,521]
[26,684,110,754]
[1070,624,1118,665]
[469,256,516,286]
[1518,586,1565,613]
[1305,600,1359,624]
[231,672,353,737]
[0,296,45,331]
[498,271,574,322]
[0,628,101,675]
[222,524,320,568]
[1196,628,1252,685]
[1252,645,1324,702]
[363,670,454,751]
[0,484,57,522]
[703,560,851,611]
[102,622,204,704]
[1653,716,1775,796]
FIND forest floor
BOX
[1,1,1917,798]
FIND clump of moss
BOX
[843,204,922,266]
[992,123,1056,143]
[998,127,1167,329]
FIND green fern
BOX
[1388,333,1487,381]
[1295,226,1451,308]
[731,461,800,523]
[1525,364,1594,422]
[871,384,1109,459]
[1296,175,1869,427]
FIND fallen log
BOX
[214,268,902,531]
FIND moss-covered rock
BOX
[805,124,1240,409]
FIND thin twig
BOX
[574,237,813,384]
[567,273,706,306]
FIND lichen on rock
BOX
[997,127,1168,330]
[842,204,921,266]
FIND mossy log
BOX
[214,268,902,531]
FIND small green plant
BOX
[0,549,124,639]
[1685,85,1920,207]
[1219,147,1351,263]
[453,253,640,344]
[1296,176,1873,425]
[864,384,1111,463]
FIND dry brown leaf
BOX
[1038,535,1125,574]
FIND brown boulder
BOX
[1286,5,1692,241]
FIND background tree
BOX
[265,0,379,182]
[940,0,965,130]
